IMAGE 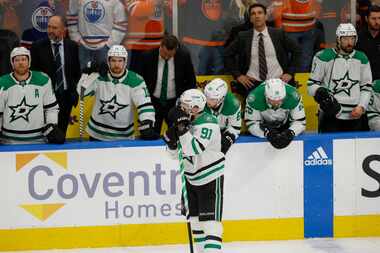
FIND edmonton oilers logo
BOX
[83,1,105,23]
[32,6,54,32]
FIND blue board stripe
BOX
[303,138,333,238]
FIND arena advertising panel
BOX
[0,141,304,229]
[334,138,380,216]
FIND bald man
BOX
[31,15,81,138]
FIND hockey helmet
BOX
[265,78,286,104]
[336,23,357,42]
[107,45,128,69]
[180,89,207,114]
[204,78,228,107]
[10,47,31,68]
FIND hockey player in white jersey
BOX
[0,47,64,144]
[367,80,380,131]
[67,0,128,69]
[77,45,157,141]
[163,89,225,253]
[204,78,241,154]
[245,78,306,149]
[308,23,373,132]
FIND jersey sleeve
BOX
[108,0,128,47]
[245,102,266,138]
[179,123,220,156]
[359,59,373,110]
[66,0,81,43]
[307,53,326,97]
[43,78,59,125]
[245,92,266,138]
[223,95,242,139]
[131,79,155,123]
[289,97,306,136]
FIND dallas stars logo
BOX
[332,71,359,96]
[99,95,128,119]
[9,97,38,123]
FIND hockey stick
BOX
[177,144,194,253]
[79,86,85,141]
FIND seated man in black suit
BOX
[224,3,302,98]
[135,34,197,135]
[31,15,81,138]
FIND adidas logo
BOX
[304,146,333,166]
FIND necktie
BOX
[160,60,168,103]
[258,33,268,81]
[53,43,64,94]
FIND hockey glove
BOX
[221,131,236,154]
[260,120,282,134]
[139,120,159,140]
[167,106,191,136]
[267,129,294,149]
[314,87,341,117]
[43,124,65,144]
[163,126,178,150]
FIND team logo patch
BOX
[32,6,54,32]
[9,97,38,123]
[99,95,128,119]
[83,0,105,23]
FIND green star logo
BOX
[332,71,359,96]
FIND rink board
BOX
[0,133,379,251]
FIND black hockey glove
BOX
[163,126,178,150]
[139,120,159,140]
[314,87,341,117]
[260,120,283,134]
[267,129,294,149]
[221,131,236,154]
[43,124,65,144]
[167,106,191,136]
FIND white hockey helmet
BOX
[10,47,31,68]
[180,89,207,114]
[265,78,286,101]
[204,78,228,106]
[336,23,357,42]
[107,45,128,69]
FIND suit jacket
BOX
[30,38,81,108]
[224,27,302,79]
[136,44,196,99]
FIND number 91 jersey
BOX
[179,111,225,186]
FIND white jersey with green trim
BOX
[82,70,155,141]
[367,80,380,130]
[204,91,242,139]
[0,71,58,144]
[245,83,306,138]
[178,111,225,186]
[307,48,373,120]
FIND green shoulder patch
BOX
[353,50,369,64]
[122,70,144,88]
[193,111,218,126]
[282,84,300,110]
[373,80,380,93]
[0,73,17,90]
[316,48,337,62]
[246,84,268,111]
[29,71,50,87]
[221,91,240,116]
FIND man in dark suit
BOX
[224,3,302,98]
[136,35,196,135]
[31,15,81,137]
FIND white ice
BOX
[3,237,380,253]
